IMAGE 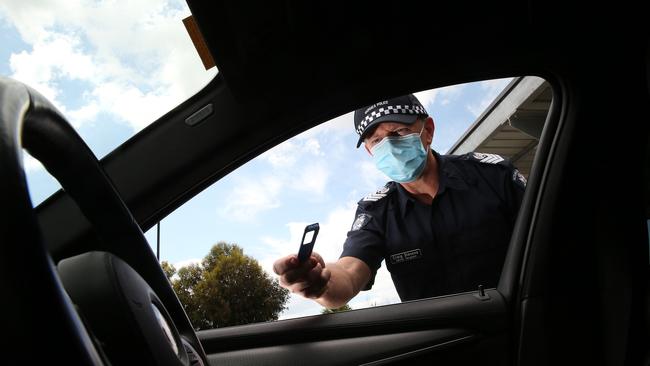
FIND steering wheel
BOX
[0,77,207,365]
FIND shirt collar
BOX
[396,149,471,217]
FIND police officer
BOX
[273,94,526,308]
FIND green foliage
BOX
[163,242,290,330]
[160,261,176,280]
[321,304,352,314]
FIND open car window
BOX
[144,76,552,328]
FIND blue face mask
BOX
[370,125,428,183]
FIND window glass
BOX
[1,0,217,205]
[145,76,551,329]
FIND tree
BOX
[163,242,290,330]
[321,304,352,314]
[160,261,176,280]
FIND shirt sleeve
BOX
[339,204,386,290]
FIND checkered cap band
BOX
[356,104,426,135]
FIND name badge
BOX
[389,249,423,264]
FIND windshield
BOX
[0,0,217,204]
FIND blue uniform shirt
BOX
[340,150,526,301]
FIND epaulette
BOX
[459,152,526,188]
[360,182,396,203]
[464,152,512,167]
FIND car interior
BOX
[1,1,648,365]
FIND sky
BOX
[1,1,513,321]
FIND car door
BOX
[26,1,648,365]
[182,2,648,364]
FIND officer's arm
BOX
[316,256,371,309]
[273,253,372,309]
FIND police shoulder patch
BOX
[351,213,372,231]
[361,183,394,202]
[512,169,527,187]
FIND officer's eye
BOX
[395,128,412,136]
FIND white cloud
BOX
[302,138,322,155]
[1,0,216,134]
[304,112,354,139]
[260,134,332,198]
[481,78,513,91]
[348,266,400,309]
[263,141,300,168]
[262,137,322,169]
[90,81,178,131]
[67,102,100,127]
[436,84,464,107]
[8,32,85,113]
[0,1,70,44]
[466,78,513,117]
[160,258,201,282]
[314,203,357,261]
[358,160,388,192]
[415,84,466,112]
[414,89,438,109]
[224,131,335,224]
[257,112,356,201]
[292,162,330,196]
[173,258,201,269]
[220,176,283,222]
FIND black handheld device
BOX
[298,223,320,262]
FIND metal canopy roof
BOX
[447,76,552,177]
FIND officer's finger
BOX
[280,273,314,293]
[304,285,328,299]
[282,263,326,297]
[273,255,299,275]
[306,263,323,285]
[285,279,312,294]
[310,252,325,267]
[304,265,331,299]
[278,274,293,288]
[282,258,318,284]
[279,269,305,287]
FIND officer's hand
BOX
[273,252,331,299]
